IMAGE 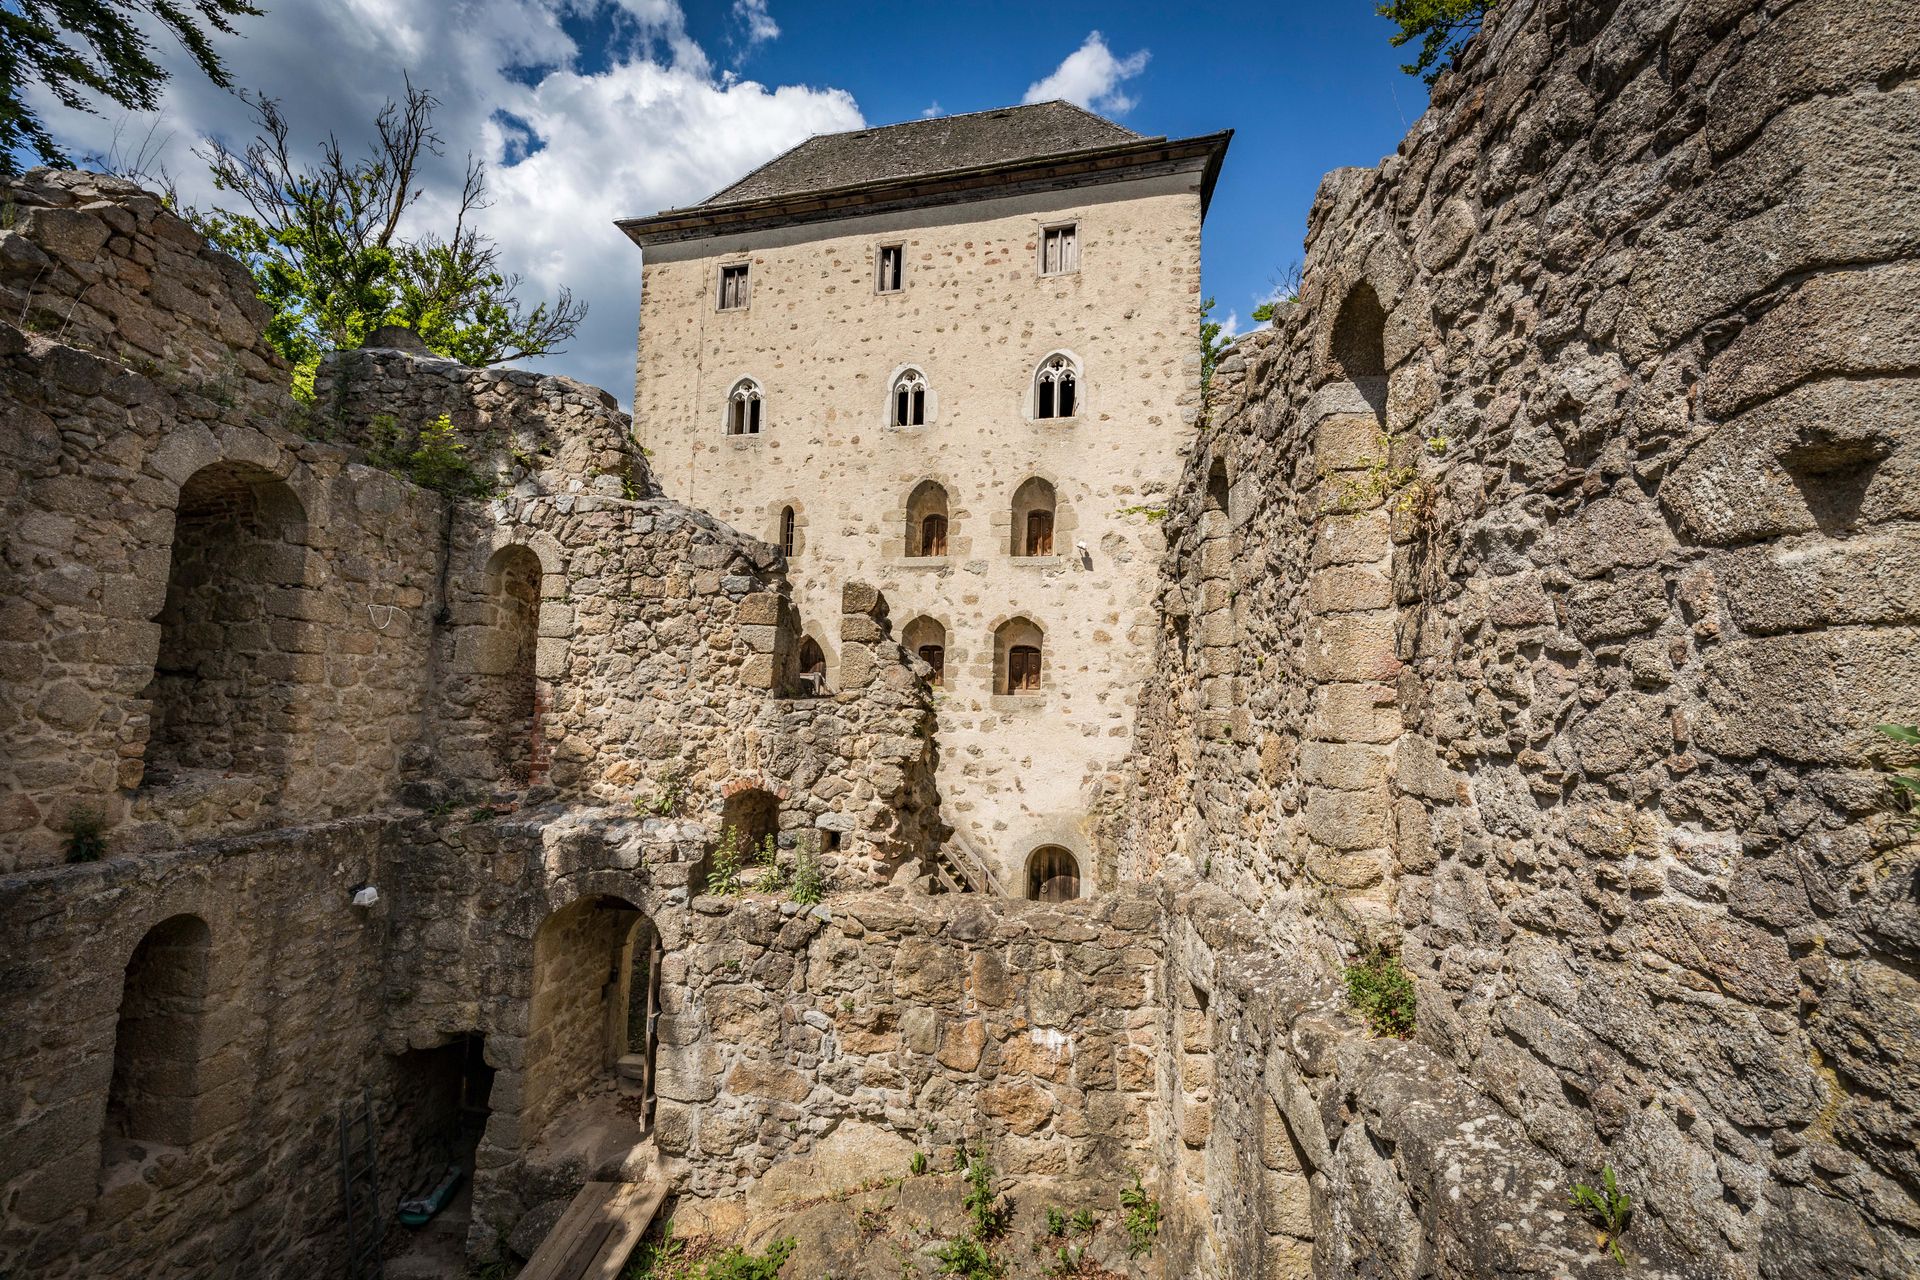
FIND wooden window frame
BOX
[1039,223,1079,277]
[877,244,904,294]
[919,513,948,558]
[1007,644,1042,694]
[1024,510,1054,557]
[916,644,944,687]
[717,262,751,311]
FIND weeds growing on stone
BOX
[366,411,492,498]
[1570,1165,1633,1265]
[1874,724,1920,828]
[626,1228,794,1280]
[933,1148,1009,1278]
[909,1150,929,1176]
[637,771,685,817]
[62,805,107,863]
[933,1235,1004,1280]
[1343,946,1417,1038]
[1118,1173,1161,1257]
[788,837,825,906]
[706,826,747,896]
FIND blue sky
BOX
[24,0,1427,398]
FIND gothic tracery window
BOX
[892,368,928,427]
[728,378,763,435]
[1035,354,1078,419]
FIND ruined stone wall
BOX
[0,171,285,413]
[0,315,445,869]
[0,820,389,1279]
[1113,0,1920,1275]
[661,886,1162,1206]
[1,167,954,1279]
[316,342,650,502]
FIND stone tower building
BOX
[620,102,1230,895]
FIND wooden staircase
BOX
[930,830,1006,896]
[516,1179,668,1280]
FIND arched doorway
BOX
[1025,846,1081,902]
[525,897,659,1143]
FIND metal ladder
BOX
[340,1088,384,1279]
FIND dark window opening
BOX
[1036,356,1077,420]
[779,506,796,556]
[1328,281,1386,380]
[719,263,750,310]
[728,380,763,435]
[917,644,945,687]
[878,245,903,292]
[1008,645,1041,693]
[892,369,928,427]
[142,462,308,789]
[920,514,948,557]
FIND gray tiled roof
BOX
[701,101,1146,207]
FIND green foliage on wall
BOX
[1377,0,1493,83]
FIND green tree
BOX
[1,0,260,180]
[192,82,585,398]
[1377,0,1491,83]
[1200,296,1231,394]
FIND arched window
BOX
[994,617,1045,695]
[779,505,797,556]
[905,481,949,557]
[903,616,946,688]
[727,378,763,435]
[1011,477,1056,556]
[1034,354,1079,420]
[477,545,543,783]
[142,462,309,790]
[1026,846,1081,902]
[1328,283,1386,381]
[798,637,827,695]
[105,915,212,1156]
[891,368,928,427]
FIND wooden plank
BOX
[519,1182,617,1280]
[519,1179,669,1280]
[581,1180,670,1280]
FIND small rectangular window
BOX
[1040,224,1078,276]
[877,245,903,293]
[718,263,750,310]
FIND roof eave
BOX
[616,130,1233,250]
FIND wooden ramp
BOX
[518,1180,668,1280]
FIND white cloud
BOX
[1022,31,1150,115]
[732,0,780,46]
[1215,309,1242,340]
[920,101,943,119]
[25,0,860,404]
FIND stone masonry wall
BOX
[0,820,389,1280]
[1113,0,1920,1276]
[0,171,285,414]
[662,885,1163,1205]
[1,166,953,1279]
